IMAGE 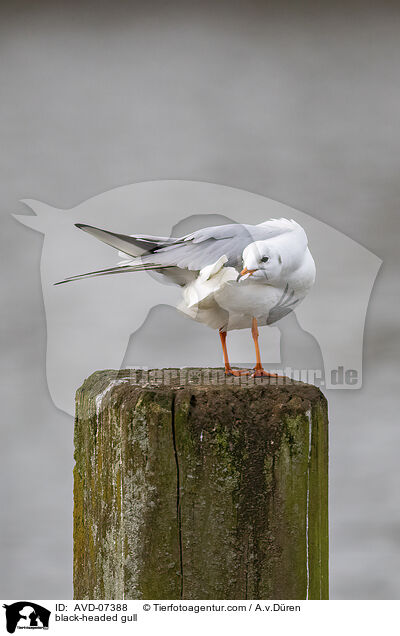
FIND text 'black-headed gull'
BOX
[56,218,316,377]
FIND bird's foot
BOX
[225,367,250,376]
[251,366,279,378]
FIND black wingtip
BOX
[75,223,87,230]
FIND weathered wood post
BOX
[74,368,328,600]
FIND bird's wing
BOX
[55,220,295,285]
[266,283,300,325]
[138,221,294,271]
[54,262,174,285]
[74,223,177,256]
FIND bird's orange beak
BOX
[240,267,256,277]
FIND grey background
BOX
[1,0,399,599]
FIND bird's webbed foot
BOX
[251,366,279,378]
[225,367,250,377]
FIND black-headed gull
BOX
[56,218,316,377]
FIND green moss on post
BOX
[74,369,328,600]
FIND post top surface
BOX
[77,368,325,407]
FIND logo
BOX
[2,603,50,633]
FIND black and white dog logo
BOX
[2,602,50,633]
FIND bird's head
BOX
[238,240,283,282]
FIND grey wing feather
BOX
[75,224,177,257]
[266,283,300,325]
[54,262,179,285]
[267,305,297,325]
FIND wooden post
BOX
[74,368,328,600]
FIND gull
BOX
[56,218,316,377]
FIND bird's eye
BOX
[260,256,269,263]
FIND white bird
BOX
[56,218,316,377]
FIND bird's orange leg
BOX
[251,317,278,378]
[219,330,249,376]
